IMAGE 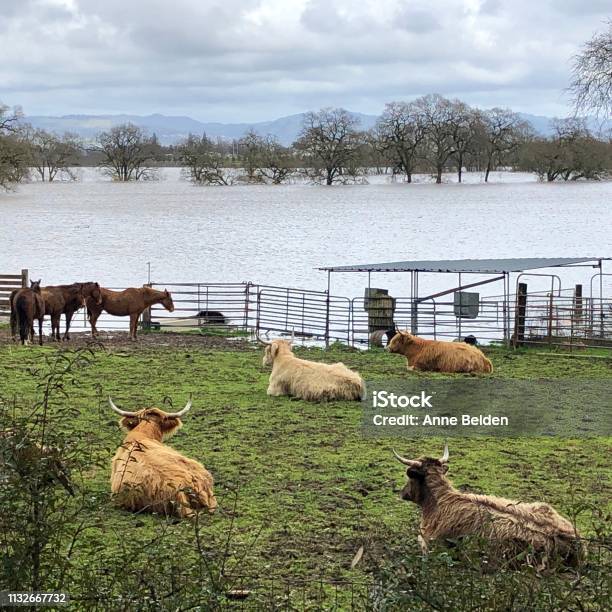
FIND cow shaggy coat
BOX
[110,403,217,517]
[394,447,584,568]
[388,330,493,374]
[262,339,365,401]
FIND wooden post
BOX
[574,284,583,319]
[21,269,28,288]
[573,284,583,342]
[142,283,152,330]
[512,282,527,347]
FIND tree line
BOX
[1,96,610,189]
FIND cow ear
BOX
[407,467,424,480]
[271,344,279,359]
[120,416,139,430]
[161,417,182,435]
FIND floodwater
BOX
[1,168,610,300]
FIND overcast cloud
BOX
[0,0,609,121]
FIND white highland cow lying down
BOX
[259,333,365,401]
[387,330,493,374]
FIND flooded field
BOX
[1,168,610,301]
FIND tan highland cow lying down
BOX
[109,398,217,518]
[387,330,493,373]
[259,333,365,401]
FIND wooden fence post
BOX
[142,284,152,330]
[21,269,28,288]
[573,284,583,321]
[512,282,527,347]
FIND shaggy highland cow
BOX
[387,330,493,373]
[393,445,584,568]
[259,333,365,401]
[109,398,217,517]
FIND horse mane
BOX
[143,286,165,297]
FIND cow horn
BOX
[165,398,192,418]
[440,443,449,463]
[108,397,138,417]
[392,449,422,468]
[256,331,271,345]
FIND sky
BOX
[0,0,610,122]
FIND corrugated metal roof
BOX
[319,257,602,274]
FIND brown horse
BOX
[11,280,45,345]
[42,282,102,341]
[86,287,174,340]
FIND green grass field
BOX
[0,337,610,608]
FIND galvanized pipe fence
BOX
[7,280,611,349]
[145,282,612,349]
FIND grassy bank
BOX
[0,338,610,608]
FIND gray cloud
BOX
[0,0,608,120]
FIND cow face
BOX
[399,458,448,503]
[262,339,292,366]
[119,408,183,438]
[393,446,449,505]
[386,330,413,354]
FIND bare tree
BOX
[413,94,458,184]
[0,103,22,133]
[26,129,82,182]
[96,123,160,181]
[569,21,612,120]
[255,135,294,184]
[294,108,364,185]
[448,102,482,183]
[376,102,426,182]
[238,129,265,182]
[477,108,532,182]
[237,130,293,184]
[178,133,233,185]
[521,118,610,181]
[0,103,29,189]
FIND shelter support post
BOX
[513,282,528,347]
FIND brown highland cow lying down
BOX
[387,330,493,373]
[109,398,217,518]
[393,445,585,569]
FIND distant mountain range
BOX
[21,110,609,146]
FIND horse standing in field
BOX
[42,282,102,341]
[10,280,45,345]
[86,287,175,340]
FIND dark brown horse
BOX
[86,287,174,340]
[42,282,102,341]
[11,280,45,345]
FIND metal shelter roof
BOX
[319,257,602,274]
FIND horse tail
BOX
[15,296,30,344]
[9,290,18,339]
